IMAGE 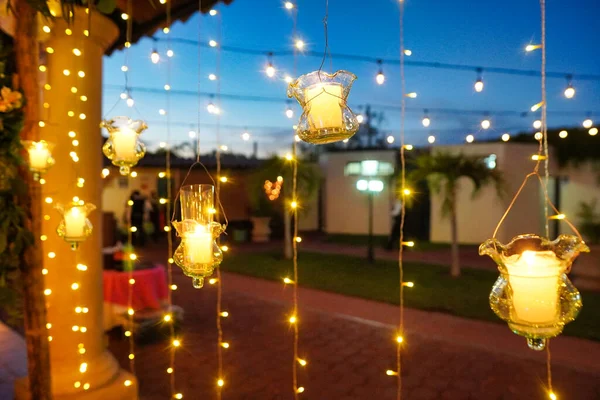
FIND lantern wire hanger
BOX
[482,1,586,398]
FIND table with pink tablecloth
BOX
[103,265,168,329]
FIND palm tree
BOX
[409,152,505,277]
[248,156,320,259]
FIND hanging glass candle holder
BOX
[287,70,359,144]
[479,234,588,350]
[172,184,225,289]
[55,201,96,250]
[22,140,55,181]
[101,117,147,176]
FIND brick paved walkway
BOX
[108,266,600,400]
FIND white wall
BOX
[430,143,558,245]
[320,150,395,235]
[559,162,600,238]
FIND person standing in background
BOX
[386,198,402,250]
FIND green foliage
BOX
[247,156,320,217]
[408,152,505,217]
[576,199,600,245]
[0,32,31,324]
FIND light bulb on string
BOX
[466,134,474,143]
[241,130,250,141]
[265,52,276,78]
[356,114,364,124]
[284,1,294,9]
[188,130,196,138]
[481,116,491,130]
[295,39,305,51]
[533,120,542,129]
[208,73,217,81]
[209,39,218,48]
[590,128,598,136]
[583,118,593,129]
[427,135,436,144]
[209,9,217,16]
[285,105,294,119]
[422,109,430,127]
[386,135,395,144]
[525,43,541,52]
[474,68,484,92]
[375,59,385,85]
[563,75,575,99]
[502,133,510,142]
[559,130,568,139]
[151,49,160,64]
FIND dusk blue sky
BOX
[103,0,600,157]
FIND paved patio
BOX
[108,249,600,399]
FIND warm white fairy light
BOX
[428,135,436,144]
[531,101,544,112]
[356,114,364,123]
[502,133,510,142]
[265,62,276,78]
[284,1,294,9]
[386,135,395,144]
[295,39,305,50]
[525,44,541,52]
[564,82,575,99]
[209,9,217,16]
[422,111,431,127]
[209,39,218,47]
[533,120,542,129]
[558,130,568,138]
[589,127,598,136]
[534,131,543,140]
[583,118,593,128]
[208,73,217,81]
[466,134,475,143]
[474,69,484,92]
[481,119,490,130]
[286,107,294,119]
[242,131,250,141]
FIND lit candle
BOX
[64,206,86,239]
[304,83,343,130]
[28,142,50,170]
[112,128,137,161]
[506,250,561,324]
[184,224,213,264]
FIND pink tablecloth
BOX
[103,265,168,311]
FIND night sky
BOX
[102,0,600,157]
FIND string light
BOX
[525,44,541,52]
[405,92,417,98]
[474,68,484,92]
[481,117,491,130]
[589,127,598,136]
[582,118,593,128]
[502,133,510,142]
[209,39,218,47]
[265,52,276,78]
[241,131,250,141]
[535,131,543,140]
[558,130,568,138]
[386,135,395,144]
[209,73,217,81]
[295,39,305,50]
[422,109,430,127]
[533,120,542,129]
[563,75,575,99]
[466,134,475,143]
[286,106,294,119]
[531,101,544,112]
[376,59,385,85]
[151,49,160,64]
[427,135,435,144]
[209,9,218,16]
[284,1,294,9]
[404,49,412,56]
[167,49,174,58]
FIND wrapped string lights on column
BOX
[479,2,588,399]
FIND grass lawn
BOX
[222,250,600,342]
[321,234,478,252]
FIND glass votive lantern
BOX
[22,140,55,181]
[101,117,147,176]
[55,202,96,250]
[172,184,224,288]
[479,234,588,350]
[287,70,359,144]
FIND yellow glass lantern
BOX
[101,117,147,176]
[172,184,225,288]
[22,140,55,181]
[479,234,588,350]
[287,70,359,144]
[55,202,96,250]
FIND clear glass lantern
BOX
[101,117,147,176]
[479,234,589,350]
[172,184,225,288]
[287,70,359,144]
[22,140,55,181]
[55,202,96,250]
